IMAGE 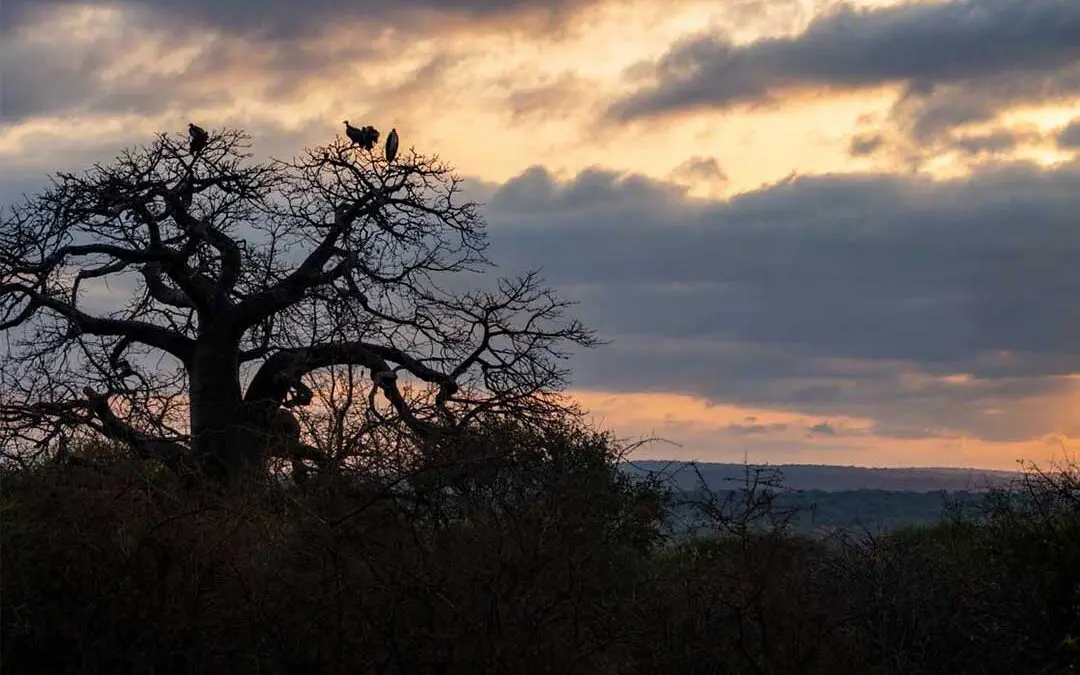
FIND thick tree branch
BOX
[0,283,195,360]
[245,341,458,437]
[82,387,189,471]
[161,196,244,306]
[247,342,454,401]
[8,243,172,275]
[232,221,354,327]
[141,262,196,308]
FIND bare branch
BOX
[0,282,195,359]
[1,127,596,487]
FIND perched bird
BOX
[385,128,399,164]
[343,120,379,150]
[363,126,379,149]
[359,126,379,150]
[344,120,365,145]
[188,123,209,154]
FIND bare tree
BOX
[0,128,596,486]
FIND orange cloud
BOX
[568,389,1076,470]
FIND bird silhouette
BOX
[343,120,379,150]
[188,123,209,154]
[385,128,399,163]
[343,120,364,145]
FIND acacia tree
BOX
[0,128,595,485]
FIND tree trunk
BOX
[188,331,307,485]
[188,334,259,484]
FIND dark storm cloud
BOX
[482,161,1080,440]
[608,0,1080,122]
[488,162,1080,370]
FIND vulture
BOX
[343,120,379,150]
[385,128,399,163]
[343,120,364,145]
[188,123,209,154]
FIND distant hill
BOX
[659,488,988,536]
[623,461,1023,535]
[623,461,1020,493]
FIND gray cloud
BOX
[482,160,1080,441]
[669,156,728,189]
[849,133,884,157]
[861,124,1046,162]
[503,74,596,122]
[881,71,1080,158]
[0,0,598,125]
[727,422,788,436]
[609,0,1080,121]
[1058,119,1080,148]
[1,0,596,41]
[807,421,836,436]
[0,4,394,125]
[489,163,1080,365]
[607,0,1080,168]
[946,128,1031,157]
[1,35,257,123]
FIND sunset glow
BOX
[3,0,1079,470]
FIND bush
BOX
[6,433,1080,674]
[838,463,1080,674]
[1,418,668,674]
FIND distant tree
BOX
[0,128,596,485]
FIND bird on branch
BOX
[343,120,379,150]
[188,123,209,154]
[385,128,399,163]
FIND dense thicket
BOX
[4,426,1078,674]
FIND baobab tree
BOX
[0,127,596,485]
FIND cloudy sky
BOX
[2,0,1080,469]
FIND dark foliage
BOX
[2,420,667,674]
[6,429,1079,674]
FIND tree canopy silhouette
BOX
[0,127,596,485]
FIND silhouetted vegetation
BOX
[5,428,1080,674]
[0,127,595,487]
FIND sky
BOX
[2,0,1079,470]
